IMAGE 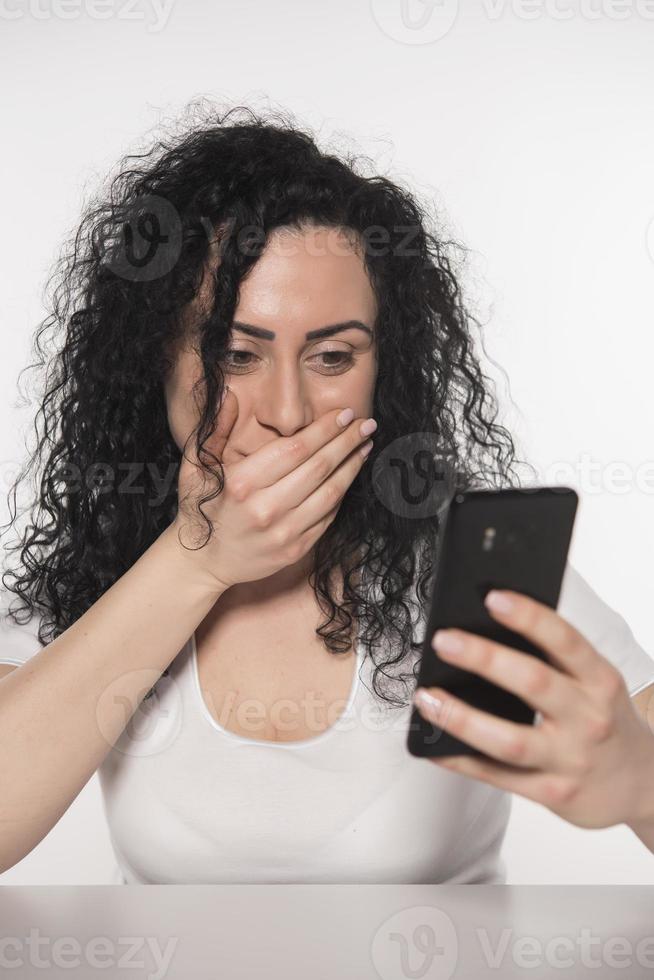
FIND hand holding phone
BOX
[407,486,579,759]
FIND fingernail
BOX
[485,590,514,614]
[337,408,354,427]
[359,418,378,438]
[432,630,464,654]
[413,687,444,721]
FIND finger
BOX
[210,385,240,459]
[430,753,556,805]
[250,413,373,514]
[413,685,550,769]
[184,385,238,470]
[291,437,373,538]
[297,497,343,554]
[431,628,577,721]
[484,589,598,684]
[233,407,369,493]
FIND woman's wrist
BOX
[158,520,231,601]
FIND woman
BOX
[1,102,653,884]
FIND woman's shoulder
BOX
[556,562,654,697]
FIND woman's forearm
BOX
[0,522,224,873]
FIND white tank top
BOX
[1,562,653,885]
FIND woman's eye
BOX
[223,350,257,370]
[223,350,355,373]
[316,351,355,370]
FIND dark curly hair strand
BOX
[1,99,536,711]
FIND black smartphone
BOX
[407,485,579,759]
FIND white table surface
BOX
[1,884,653,978]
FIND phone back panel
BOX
[407,486,579,758]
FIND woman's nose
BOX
[250,383,313,436]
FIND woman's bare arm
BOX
[0,405,372,872]
[0,523,224,873]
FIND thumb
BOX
[183,385,238,472]
[210,384,238,461]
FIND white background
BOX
[1,0,653,884]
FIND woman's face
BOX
[164,224,378,463]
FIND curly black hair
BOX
[1,98,536,710]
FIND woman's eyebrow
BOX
[232,320,373,341]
